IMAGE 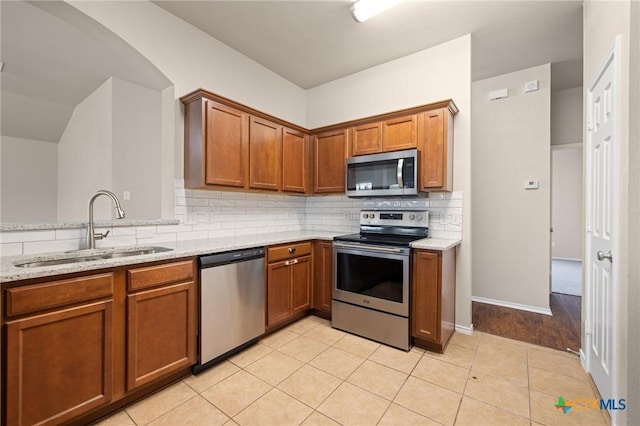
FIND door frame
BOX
[550,143,584,295]
[584,35,621,414]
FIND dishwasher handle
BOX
[200,247,265,268]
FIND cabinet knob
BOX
[288,247,296,254]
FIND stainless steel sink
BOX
[13,246,173,268]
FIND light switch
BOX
[123,191,131,200]
[524,180,539,189]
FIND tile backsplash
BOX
[0,180,463,256]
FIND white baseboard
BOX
[455,323,474,335]
[472,296,553,316]
[552,257,582,262]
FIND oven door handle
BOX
[334,242,405,254]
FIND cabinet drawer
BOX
[5,273,114,317]
[267,242,312,263]
[128,260,195,292]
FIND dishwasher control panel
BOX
[199,247,265,268]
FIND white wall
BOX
[58,77,165,221]
[472,64,551,314]
[584,1,638,423]
[551,86,582,145]
[111,78,162,219]
[0,136,58,222]
[307,36,471,129]
[551,145,583,260]
[57,78,113,221]
[68,0,308,220]
[68,1,307,128]
[627,3,640,424]
[308,35,473,331]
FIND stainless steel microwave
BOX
[345,149,418,197]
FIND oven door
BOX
[333,241,410,317]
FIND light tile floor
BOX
[97,315,610,426]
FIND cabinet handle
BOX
[285,259,298,266]
[288,247,296,254]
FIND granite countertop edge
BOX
[1,232,461,283]
[0,219,180,232]
[411,238,462,251]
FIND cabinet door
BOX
[352,122,382,155]
[383,114,417,152]
[313,241,333,313]
[420,108,453,191]
[313,129,349,193]
[249,116,281,191]
[267,260,292,326]
[127,281,196,390]
[290,256,311,314]
[5,301,113,426]
[205,100,248,188]
[282,128,308,193]
[411,250,441,342]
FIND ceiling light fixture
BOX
[350,0,404,23]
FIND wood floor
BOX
[472,293,581,353]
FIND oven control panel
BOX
[360,210,428,227]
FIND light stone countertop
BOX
[411,238,461,251]
[0,231,461,283]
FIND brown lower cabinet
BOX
[5,299,114,426]
[2,259,197,426]
[411,248,456,353]
[312,240,333,315]
[266,242,312,329]
[126,279,196,390]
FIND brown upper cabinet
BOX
[313,128,349,194]
[182,90,309,194]
[181,89,456,194]
[204,100,249,188]
[351,115,418,156]
[282,128,309,194]
[419,108,454,192]
[383,114,418,152]
[351,122,382,155]
[249,116,282,191]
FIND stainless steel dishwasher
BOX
[194,247,265,373]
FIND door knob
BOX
[597,250,613,262]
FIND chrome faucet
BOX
[87,190,126,249]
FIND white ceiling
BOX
[154,0,584,89]
[0,0,583,144]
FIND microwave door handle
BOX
[397,158,404,188]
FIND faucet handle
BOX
[94,230,110,241]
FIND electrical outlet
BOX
[524,180,539,190]
[123,191,131,201]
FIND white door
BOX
[586,38,619,403]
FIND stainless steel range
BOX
[332,210,428,351]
